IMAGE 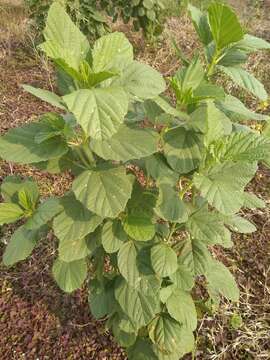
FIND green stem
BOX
[206,48,221,78]
[167,222,177,243]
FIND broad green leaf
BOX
[113,61,166,100]
[208,3,244,49]
[23,85,66,110]
[52,258,87,293]
[145,154,178,186]
[101,219,127,253]
[236,34,270,52]
[188,4,212,45]
[193,84,225,102]
[25,198,62,230]
[189,101,231,145]
[91,124,159,161]
[217,95,269,121]
[126,182,157,218]
[206,260,239,302]
[53,194,102,258]
[113,325,137,348]
[128,339,157,360]
[155,183,188,223]
[39,2,90,71]
[153,330,194,359]
[115,277,160,327]
[151,243,178,277]
[169,264,194,291]
[63,87,128,140]
[118,241,140,286]
[148,314,183,354]
[224,215,256,234]
[242,192,265,209]
[0,122,68,164]
[164,127,202,174]
[92,32,133,72]
[88,279,115,319]
[3,225,45,266]
[72,166,133,218]
[0,203,24,225]
[123,214,155,242]
[218,66,268,101]
[187,206,231,246]
[59,237,90,263]
[217,48,247,67]
[215,132,270,162]
[166,289,197,330]
[178,237,211,276]
[193,161,257,215]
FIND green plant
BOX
[1,2,270,359]
[100,0,172,38]
[25,0,109,42]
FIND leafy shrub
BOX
[1,2,270,359]
[25,0,110,42]
[25,0,174,42]
[100,0,171,38]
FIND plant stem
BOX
[167,222,177,243]
[206,48,220,78]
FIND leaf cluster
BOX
[1,2,270,359]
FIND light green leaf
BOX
[0,122,68,164]
[193,161,257,215]
[219,66,268,101]
[188,4,212,45]
[164,127,202,174]
[0,203,24,225]
[123,214,155,242]
[189,102,231,145]
[52,258,87,293]
[23,85,66,110]
[148,314,184,354]
[39,2,90,71]
[151,243,178,277]
[169,264,194,291]
[166,289,197,330]
[25,198,62,230]
[53,194,102,242]
[224,215,256,234]
[152,96,190,121]
[187,206,231,246]
[215,132,270,162]
[236,34,270,52]
[208,3,244,49]
[1,176,38,204]
[118,241,140,286]
[101,219,127,253]
[72,166,133,218]
[115,277,160,327]
[217,95,269,121]
[91,124,159,161]
[59,237,90,262]
[206,260,239,302]
[3,225,45,266]
[113,61,166,101]
[181,56,205,93]
[92,32,133,72]
[242,192,265,209]
[178,237,211,276]
[155,183,188,223]
[63,87,128,140]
